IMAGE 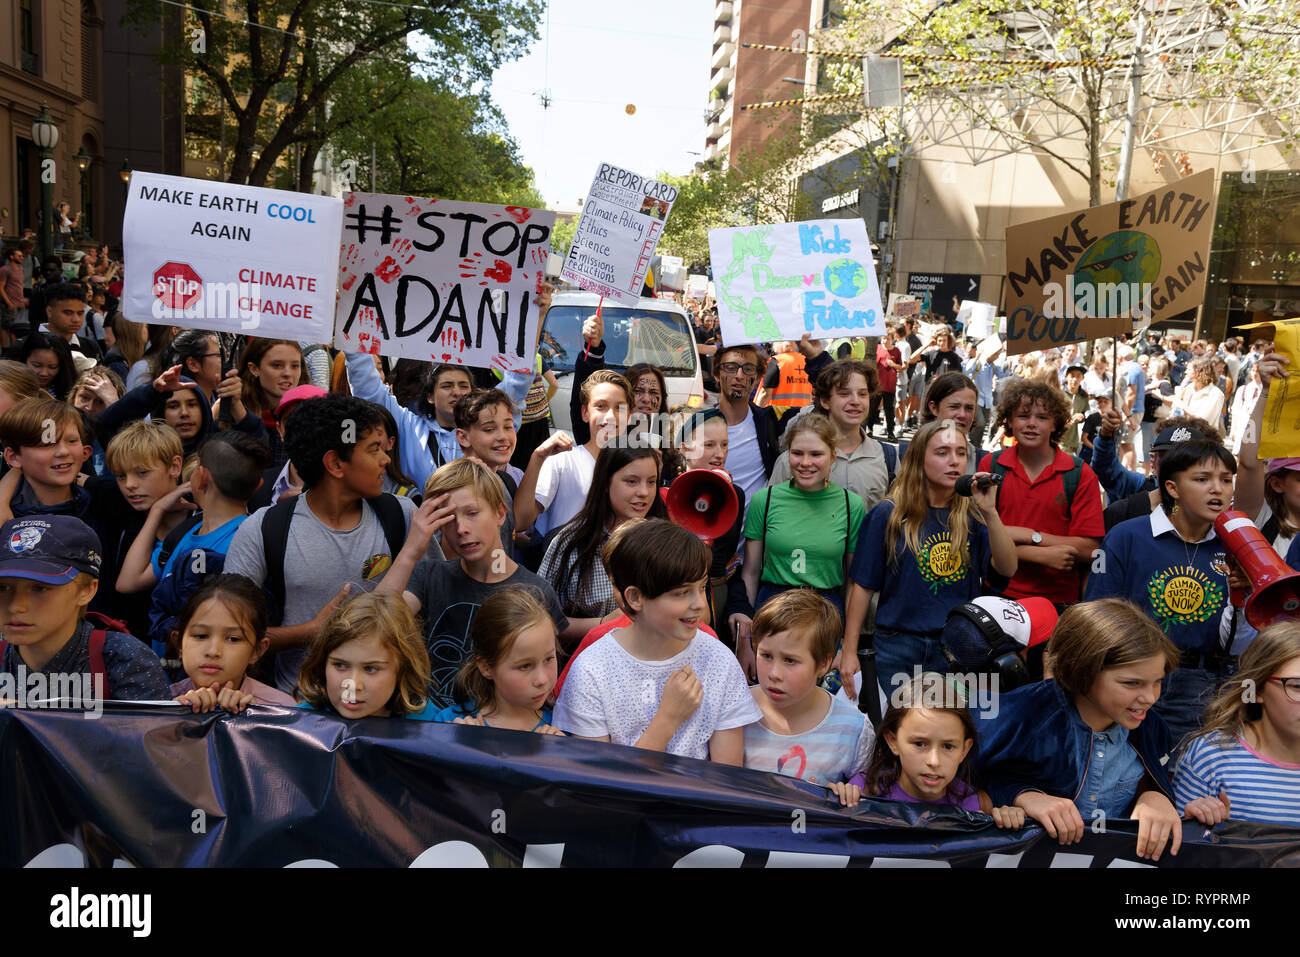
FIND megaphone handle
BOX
[1225,553,1247,608]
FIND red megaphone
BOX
[665,468,739,543]
[1215,510,1300,629]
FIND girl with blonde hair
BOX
[840,419,1016,701]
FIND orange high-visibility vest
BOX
[771,351,812,416]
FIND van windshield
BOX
[543,305,696,377]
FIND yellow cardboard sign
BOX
[1240,318,1300,458]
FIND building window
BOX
[21,0,39,75]
[81,0,100,101]
[819,0,846,30]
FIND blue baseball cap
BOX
[0,516,103,584]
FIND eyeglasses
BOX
[719,362,758,376]
[1268,676,1300,703]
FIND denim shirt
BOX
[1073,719,1145,820]
[975,679,1173,810]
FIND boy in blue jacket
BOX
[975,598,1187,861]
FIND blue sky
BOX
[490,0,717,209]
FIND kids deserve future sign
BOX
[122,171,342,341]
[335,193,555,370]
[1003,169,1216,355]
[708,219,885,345]
[561,162,677,305]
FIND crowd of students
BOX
[2,272,1300,862]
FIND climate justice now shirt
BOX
[850,500,1002,634]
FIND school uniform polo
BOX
[978,446,1105,606]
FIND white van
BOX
[541,291,706,431]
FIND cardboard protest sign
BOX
[708,219,885,345]
[687,274,708,300]
[122,171,341,340]
[1003,169,1216,356]
[887,293,920,320]
[1239,318,1300,458]
[561,163,677,305]
[335,193,555,371]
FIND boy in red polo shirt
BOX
[978,379,1104,609]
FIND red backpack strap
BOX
[88,629,107,696]
[84,614,117,699]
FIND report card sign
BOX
[708,219,885,345]
[1003,170,1216,355]
[335,193,555,369]
[561,163,677,305]
[122,171,342,341]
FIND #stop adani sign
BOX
[153,262,203,311]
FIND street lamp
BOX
[30,104,60,262]
[75,147,91,239]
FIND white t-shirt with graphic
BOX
[555,629,761,760]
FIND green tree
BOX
[126,0,544,187]
[810,0,1300,206]
[328,65,542,205]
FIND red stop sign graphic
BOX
[153,262,203,310]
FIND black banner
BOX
[3,706,1299,868]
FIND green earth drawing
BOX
[715,228,782,340]
[823,259,871,299]
[1072,230,1161,316]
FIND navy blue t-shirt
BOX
[850,500,999,634]
[1084,511,1229,652]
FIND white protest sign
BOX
[958,300,997,339]
[708,219,884,345]
[976,333,1003,364]
[335,193,555,371]
[122,171,341,340]
[561,162,677,305]
[687,274,708,299]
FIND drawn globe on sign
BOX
[1072,230,1161,317]
[823,258,871,299]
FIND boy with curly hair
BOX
[978,377,1104,611]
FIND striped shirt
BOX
[1174,730,1300,826]
[743,694,874,786]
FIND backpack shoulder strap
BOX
[157,512,203,573]
[881,441,897,485]
[761,484,773,553]
[1062,454,1084,521]
[842,487,851,572]
[1262,513,1281,545]
[261,498,298,621]
[499,471,519,500]
[989,449,1011,507]
[88,629,107,693]
[366,494,407,558]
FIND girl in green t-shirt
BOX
[742,414,866,618]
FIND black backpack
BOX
[260,494,407,625]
